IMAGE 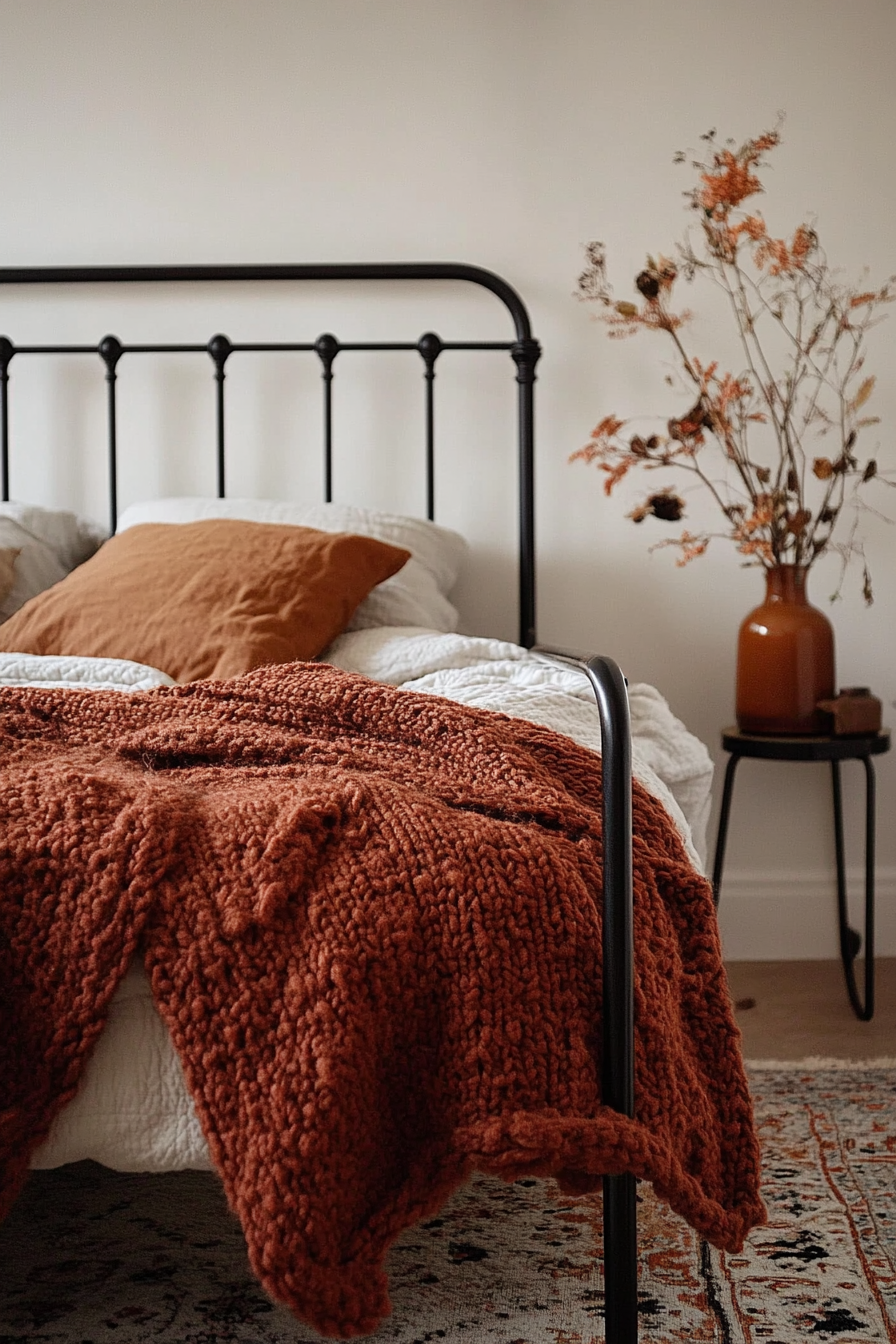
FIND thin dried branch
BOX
[574,122,894,601]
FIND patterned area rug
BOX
[1,1060,893,1343]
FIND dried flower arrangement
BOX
[572,124,894,600]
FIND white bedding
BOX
[10,631,713,1174]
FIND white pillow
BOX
[116,498,468,634]
[0,503,108,622]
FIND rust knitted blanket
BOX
[0,663,764,1336]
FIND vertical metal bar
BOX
[314,334,338,503]
[585,655,634,1122]
[425,379,434,521]
[98,336,124,532]
[582,654,637,1344]
[603,1176,639,1342]
[511,338,541,649]
[527,644,638,1337]
[207,335,232,497]
[0,338,13,502]
[417,333,442,521]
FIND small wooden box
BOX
[817,687,883,736]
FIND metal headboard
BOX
[0,262,541,648]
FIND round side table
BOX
[712,727,891,1022]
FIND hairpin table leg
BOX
[713,729,887,1022]
[831,757,876,1021]
[711,753,741,908]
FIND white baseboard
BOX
[715,868,896,961]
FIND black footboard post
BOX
[533,646,637,1342]
[583,655,637,1344]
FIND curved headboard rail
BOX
[0,262,540,647]
[0,262,535,343]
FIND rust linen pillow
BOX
[0,519,410,682]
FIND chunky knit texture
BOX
[0,663,765,1337]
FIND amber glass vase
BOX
[736,565,835,735]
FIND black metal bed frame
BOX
[0,262,638,1343]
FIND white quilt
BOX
[8,631,713,1174]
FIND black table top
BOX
[721,727,891,762]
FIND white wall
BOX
[1,0,894,959]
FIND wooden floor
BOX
[724,957,896,1060]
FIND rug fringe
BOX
[746,1055,896,1070]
